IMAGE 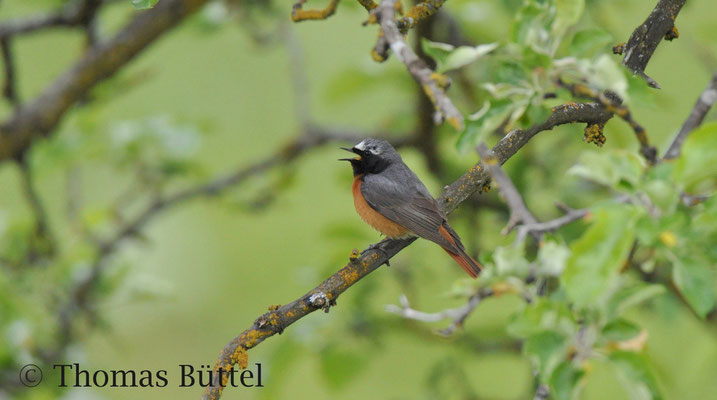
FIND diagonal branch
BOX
[0,0,211,162]
[201,101,613,400]
[615,0,686,89]
[663,71,717,160]
[373,0,463,130]
[477,143,539,238]
[47,126,409,363]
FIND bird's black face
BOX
[339,139,393,177]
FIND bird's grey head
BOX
[340,138,401,176]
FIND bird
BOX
[340,138,482,278]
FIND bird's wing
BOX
[360,169,456,250]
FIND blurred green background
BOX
[0,0,716,399]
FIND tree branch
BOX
[0,37,19,106]
[663,71,717,159]
[47,126,408,363]
[396,0,447,34]
[0,0,210,162]
[477,143,539,238]
[373,0,463,130]
[17,157,56,260]
[559,79,657,163]
[0,0,103,39]
[514,202,589,244]
[385,288,493,336]
[291,0,340,22]
[616,0,686,89]
[201,101,613,400]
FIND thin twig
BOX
[0,37,19,106]
[0,0,106,39]
[373,0,463,130]
[17,158,56,258]
[385,288,492,336]
[515,203,589,244]
[664,71,717,159]
[477,143,539,239]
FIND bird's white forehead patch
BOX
[354,140,367,151]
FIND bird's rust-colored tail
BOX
[438,225,482,278]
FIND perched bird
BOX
[340,138,482,278]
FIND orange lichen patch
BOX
[371,48,387,62]
[339,267,361,283]
[394,0,404,15]
[583,123,606,147]
[356,0,378,11]
[268,304,281,311]
[446,116,463,131]
[482,154,499,166]
[491,282,514,296]
[349,248,361,261]
[430,72,450,90]
[232,347,249,369]
[665,26,679,40]
[398,0,446,32]
[239,329,271,349]
[612,42,626,55]
[291,0,339,22]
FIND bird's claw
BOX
[367,242,390,266]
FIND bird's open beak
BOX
[338,147,361,162]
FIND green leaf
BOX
[493,245,531,278]
[670,254,716,318]
[508,298,577,338]
[537,241,571,277]
[673,122,717,192]
[422,39,498,73]
[610,351,663,400]
[132,0,158,9]
[569,29,613,57]
[512,0,552,54]
[457,99,514,151]
[562,204,638,309]
[319,345,368,389]
[553,0,585,39]
[568,150,644,190]
[606,282,665,319]
[550,361,585,400]
[601,318,641,342]
[421,39,454,68]
[442,43,498,73]
[523,330,569,381]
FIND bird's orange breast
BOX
[352,175,409,238]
